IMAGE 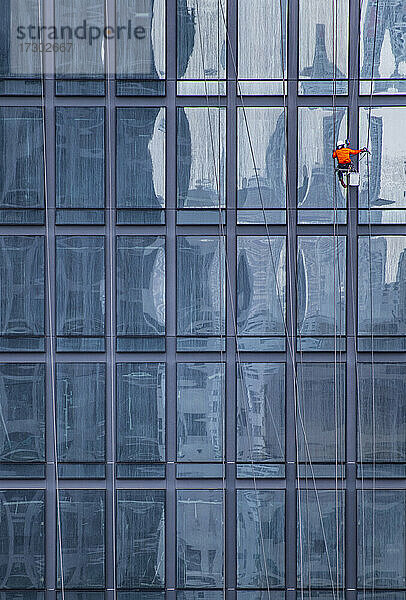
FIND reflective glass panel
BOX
[56,107,105,224]
[117,490,165,588]
[56,364,105,475]
[297,490,345,589]
[297,363,345,464]
[237,236,285,351]
[298,0,349,94]
[297,236,346,351]
[177,0,226,95]
[0,236,44,352]
[358,490,406,589]
[58,490,105,589]
[0,364,45,477]
[237,490,285,588]
[116,0,166,95]
[116,108,166,224]
[116,236,165,352]
[0,490,44,588]
[177,236,225,351]
[359,107,406,224]
[237,108,286,224]
[116,363,165,475]
[360,0,406,94]
[237,0,287,95]
[297,107,347,224]
[358,236,406,350]
[0,108,44,224]
[177,490,223,588]
[56,236,105,352]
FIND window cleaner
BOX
[332,140,370,188]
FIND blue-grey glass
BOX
[237,490,285,588]
[177,490,223,588]
[238,0,287,95]
[358,363,406,464]
[237,237,286,336]
[178,594,224,600]
[298,108,347,215]
[177,0,227,95]
[238,108,286,210]
[117,109,165,211]
[117,363,165,463]
[297,236,346,336]
[358,236,406,336]
[0,594,45,600]
[299,0,349,94]
[359,108,406,223]
[56,363,105,464]
[119,594,165,600]
[297,363,345,462]
[357,595,406,600]
[56,594,104,600]
[116,0,166,91]
[56,236,105,338]
[360,1,406,94]
[56,107,104,210]
[0,236,44,348]
[358,490,406,588]
[237,363,285,463]
[116,236,165,337]
[0,108,44,215]
[238,594,285,600]
[177,108,226,209]
[117,490,165,588]
[0,364,45,465]
[58,490,105,588]
[0,490,44,588]
[177,237,225,337]
[297,490,345,589]
[177,363,224,462]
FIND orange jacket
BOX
[332,147,362,164]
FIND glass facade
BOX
[0,0,404,599]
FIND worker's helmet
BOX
[336,140,345,149]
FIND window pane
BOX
[116,363,165,477]
[360,2,406,95]
[237,490,285,588]
[0,490,45,588]
[0,108,44,224]
[0,236,44,352]
[297,236,346,351]
[297,363,345,467]
[297,107,347,224]
[117,490,165,588]
[177,108,225,224]
[177,490,223,588]
[238,0,287,95]
[0,364,45,478]
[237,236,285,351]
[116,108,166,224]
[358,364,406,475]
[58,490,105,588]
[177,363,224,477]
[237,363,285,478]
[177,236,225,351]
[359,107,406,224]
[116,0,166,95]
[358,236,406,351]
[56,364,105,477]
[177,0,227,95]
[116,236,165,352]
[56,236,105,352]
[237,108,286,224]
[56,107,105,224]
[297,490,345,589]
[299,0,349,94]
[358,490,406,589]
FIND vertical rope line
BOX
[37,0,65,597]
